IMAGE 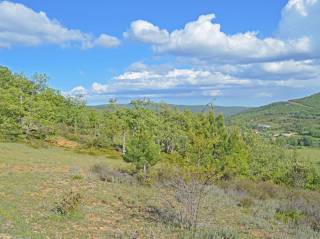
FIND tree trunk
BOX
[143,164,147,179]
[122,131,126,154]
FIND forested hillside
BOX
[1,65,319,187]
[1,66,320,238]
[230,93,320,147]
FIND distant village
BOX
[254,123,296,140]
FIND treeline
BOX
[0,66,319,189]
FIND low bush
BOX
[90,163,135,184]
[52,190,82,215]
[220,179,287,200]
[153,170,219,233]
[275,208,302,224]
[275,191,320,232]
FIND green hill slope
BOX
[230,93,320,146]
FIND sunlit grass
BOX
[0,143,319,238]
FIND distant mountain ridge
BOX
[90,104,250,117]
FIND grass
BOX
[296,147,320,170]
[0,143,320,238]
[0,143,150,238]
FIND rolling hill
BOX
[230,93,320,146]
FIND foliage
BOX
[1,66,320,190]
[123,134,160,172]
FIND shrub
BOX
[52,190,82,215]
[123,135,160,175]
[90,163,135,184]
[275,191,320,232]
[220,179,286,201]
[153,170,219,233]
[275,208,302,224]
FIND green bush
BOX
[123,135,160,173]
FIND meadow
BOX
[1,142,320,239]
[296,147,320,170]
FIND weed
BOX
[72,175,83,180]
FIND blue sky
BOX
[0,0,319,106]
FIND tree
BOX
[123,133,160,176]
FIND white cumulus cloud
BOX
[92,82,110,94]
[124,20,169,44]
[0,1,120,48]
[125,14,311,63]
[284,0,317,16]
[85,67,251,101]
[277,0,320,54]
[95,34,120,48]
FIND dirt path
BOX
[288,100,314,109]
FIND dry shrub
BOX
[276,190,320,232]
[52,190,82,215]
[220,179,286,200]
[152,170,219,233]
[90,163,136,184]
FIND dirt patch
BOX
[251,230,270,238]
[49,137,79,149]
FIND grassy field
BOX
[0,143,156,238]
[0,143,320,238]
[296,147,320,169]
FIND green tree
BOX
[123,133,160,175]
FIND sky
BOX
[0,0,319,106]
